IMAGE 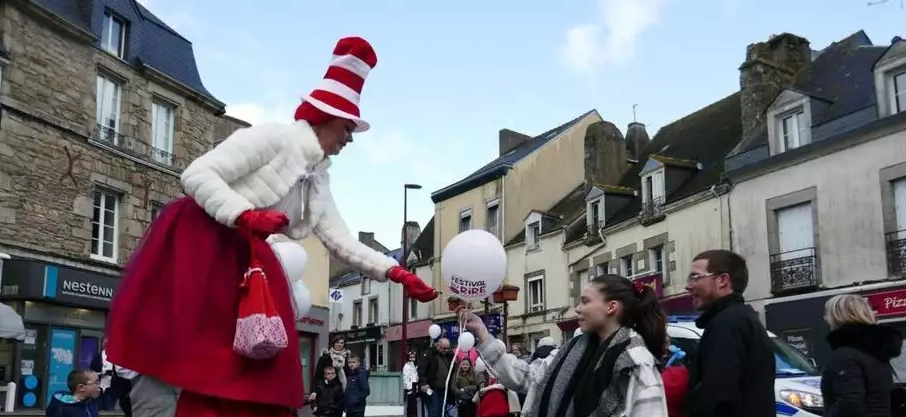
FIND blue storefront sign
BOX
[439,313,502,344]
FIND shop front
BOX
[765,281,906,368]
[385,319,432,371]
[330,326,384,371]
[0,258,119,409]
[296,305,330,397]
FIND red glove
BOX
[387,266,439,302]
[235,209,289,236]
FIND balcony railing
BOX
[640,196,666,225]
[769,247,819,294]
[586,220,605,244]
[93,124,186,171]
[887,230,906,277]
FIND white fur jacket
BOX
[180,120,397,281]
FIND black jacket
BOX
[821,323,902,417]
[687,293,775,417]
[344,366,370,413]
[312,377,344,417]
[418,347,454,391]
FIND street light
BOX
[400,183,422,371]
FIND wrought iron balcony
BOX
[640,196,666,225]
[887,230,906,277]
[586,220,605,244]
[93,124,187,171]
[769,247,819,294]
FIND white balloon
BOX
[291,280,312,320]
[271,242,308,282]
[441,230,507,302]
[458,332,475,351]
[574,328,583,338]
[474,357,487,373]
[428,324,442,339]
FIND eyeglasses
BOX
[686,272,721,284]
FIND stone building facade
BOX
[0,0,224,405]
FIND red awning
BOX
[661,293,696,315]
[557,317,579,332]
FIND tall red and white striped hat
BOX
[300,37,378,133]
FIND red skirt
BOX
[105,197,304,411]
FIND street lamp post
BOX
[400,183,422,370]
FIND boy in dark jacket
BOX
[46,369,102,417]
[344,355,371,417]
[311,365,345,417]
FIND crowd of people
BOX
[398,249,906,417]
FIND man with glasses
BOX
[46,369,102,417]
[684,249,775,417]
[419,338,455,417]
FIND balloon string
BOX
[441,316,466,412]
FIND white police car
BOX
[666,316,823,417]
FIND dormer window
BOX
[588,199,602,229]
[892,71,905,114]
[872,39,906,117]
[528,222,540,247]
[524,211,544,251]
[779,110,808,151]
[101,12,127,58]
[766,91,812,155]
[641,169,665,205]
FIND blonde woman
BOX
[821,294,903,417]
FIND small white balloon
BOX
[441,230,507,302]
[291,280,312,320]
[458,332,476,351]
[574,328,583,338]
[271,241,308,282]
[428,324,442,339]
[474,357,487,373]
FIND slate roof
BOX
[330,248,403,287]
[734,30,885,154]
[409,217,434,265]
[507,184,587,246]
[29,0,222,107]
[564,92,743,244]
[431,110,598,203]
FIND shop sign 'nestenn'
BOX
[61,280,113,301]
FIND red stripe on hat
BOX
[333,37,378,68]
[324,66,365,94]
[309,89,361,118]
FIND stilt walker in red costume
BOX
[104,36,439,417]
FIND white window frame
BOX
[588,199,602,229]
[368,298,379,324]
[458,209,473,233]
[95,74,123,143]
[641,169,665,204]
[892,70,906,115]
[776,202,815,261]
[527,221,541,251]
[595,262,609,277]
[779,110,808,152]
[101,12,127,58]
[648,245,668,282]
[766,94,812,155]
[485,199,500,239]
[91,190,120,263]
[527,276,544,313]
[619,255,634,277]
[894,177,906,233]
[361,278,371,295]
[352,300,363,327]
[151,100,176,165]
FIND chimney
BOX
[624,122,651,160]
[583,121,630,189]
[401,221,421,252]
[498,129,532,156]
[738,33,811,150]
[358,231,375,245]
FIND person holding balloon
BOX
[104,36,439,417]
[461,274,670,417]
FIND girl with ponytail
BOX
[463,274,668,417]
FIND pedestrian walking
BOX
[821,294,903,417]
[685,249,775,417]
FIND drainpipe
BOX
[710,185,723,249]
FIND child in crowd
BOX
[310,365,345,417]
[46,369,102,417]
[344,355,371,417]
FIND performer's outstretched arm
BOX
[313,176,398,281]
[181,124,285,226]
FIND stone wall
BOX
[0,2,219,269]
